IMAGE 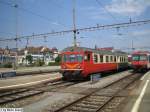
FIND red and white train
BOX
[61,47,128,80]
[131,51,150,71]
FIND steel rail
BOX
[54,73,142,112]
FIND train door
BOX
[84,51,91,63]
[83,51,92,76]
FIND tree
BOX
[55,55,61,63]
[34,58,45,66]
[26,55,33,64]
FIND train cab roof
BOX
[62,46,127,56]
[132,51,150,55]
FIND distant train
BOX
[131,51,150,71]
[61,47,128,80]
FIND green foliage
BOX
[48,62,60,66]
[26,55,33,64]
[22,57,25,63]
[55,55,61,63]
[3,62,12,68]
[34,59,45,66]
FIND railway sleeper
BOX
[63,110,79,112]
[75,103,99,109]
[67,106,96,112]
[80,100,103,105]
[89,95,110,100]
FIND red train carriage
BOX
[131,51,150,71]
[61,47,128,80]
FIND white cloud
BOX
[130,29,150,37]
[81,6,109,20]
[51,22,60,26]
[106,0,150,16]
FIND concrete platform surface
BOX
[0,72,62,91]
[123,71,150,112]
[0,66,60,73]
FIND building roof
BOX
[17,46,57,55]
[0,48,17,56]
[132,51,150,55]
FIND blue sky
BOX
[0,0,150,51]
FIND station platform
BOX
[0,72,62,91]
[0,66,60,72]
[123,71,150,112]
[0,66,60,78]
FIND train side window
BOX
[117,56,120,62]
[100,55,103,63]
[106,56,109,62]
[110,56,113,62]
[114,56,117,62]
[126,57,128,62]
[121,57,122,62]
[93,54,98,63]
[124,57,126,62]
[84,54,90,61]
[120,56,122,62]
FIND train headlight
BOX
[77,65,81,69]
[62,65,66,69]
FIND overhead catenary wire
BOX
[0,19,150,42]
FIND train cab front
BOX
[61,52,84,80]
[131,54,148,71]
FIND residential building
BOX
[17,46,59,65]
[0,48,16,65]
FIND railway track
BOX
[54,73,142,112]
[0,80,80,105]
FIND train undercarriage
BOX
[62,70,86,81]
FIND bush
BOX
[48,62,60,66]
[26,55,33,64]
[3,62,12,68]
[55,55,61,63]
[34,59,45,66]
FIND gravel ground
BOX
[0,70,133,112]
[0,92,48,108]
[23,92,83,112]
[71,70,132,89]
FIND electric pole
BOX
[73,0,77,47]
[14,3,18,70]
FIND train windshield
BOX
[132,55,147,61]
[63,54,83,62]
[140,55,147,61]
